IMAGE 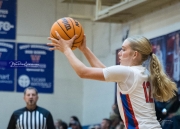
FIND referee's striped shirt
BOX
[7,106,55,129]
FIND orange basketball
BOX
[50,17,84,50]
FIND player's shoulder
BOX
[108,65,132,71]
[131,65,146,71]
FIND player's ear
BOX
[132,51,138,59]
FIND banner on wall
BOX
[166,31,180,96]
[150,36,166,72]
[16,43,54,93]
[0,0,17,40]
[0,41,15,91]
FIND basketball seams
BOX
[75,27,82,40]
[70,18,82,41]
[56,21,71,39]
[68,18,79,49]
[71,46,77,50]
[74,40,82,44]
[69,18,83,48]
[50,17,84,50]
[51,33,58,40]
[69,18,75,36]
[74,28,83,44]
[72,41,83,49]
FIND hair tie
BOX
[149,52,153,56]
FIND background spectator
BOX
[60,121,68,129]
[100,118,111,129]
[69,116,82,129]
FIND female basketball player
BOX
[47,31,177,129]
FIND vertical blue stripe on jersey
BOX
[120,93,139,129]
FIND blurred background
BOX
[0,0,180,129]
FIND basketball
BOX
[50,17,84,50]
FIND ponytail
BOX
[127,35,177,102]
[149,53,177,102]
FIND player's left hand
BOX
[47,31,77,53]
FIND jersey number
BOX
[142,81,153,103]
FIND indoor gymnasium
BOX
[0,0,180,129]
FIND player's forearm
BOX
[81,47,106,68]
[64,48,88,77]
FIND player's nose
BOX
[118,50,122,56]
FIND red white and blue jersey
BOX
[103,65,161,129]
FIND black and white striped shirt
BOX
[7,106,55,129]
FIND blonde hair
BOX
[127,35,177,102]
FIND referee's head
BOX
[23,87,39,109]
[24,87,38,95]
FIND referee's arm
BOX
[47,112,55,129]
[7,113,16,129]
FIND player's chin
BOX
[119,61,123,65]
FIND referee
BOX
[7,87,55,129]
